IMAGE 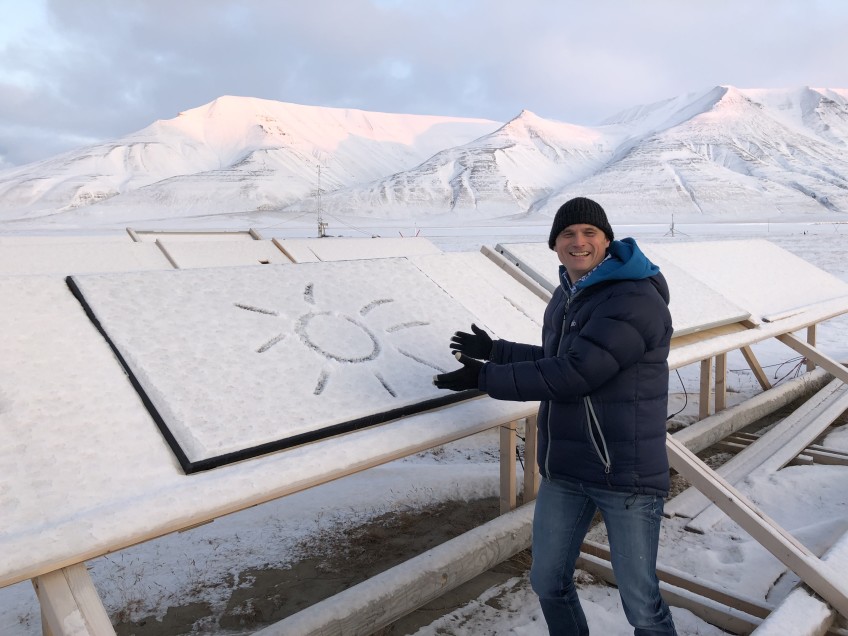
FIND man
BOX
[434,197,677,635]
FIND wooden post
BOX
[665,434,848,617]
[699,358,713,419]
[41,609,54,636]
[523,414,540,502]
[715,352,727,412]
[33,563,115,636]
[499,420,517,514]
[806,325,817,371]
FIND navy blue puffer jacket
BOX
[480,238,673,495]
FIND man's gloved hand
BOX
[450,323,493,360]
[433,352,483,391]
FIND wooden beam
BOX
[700,358,713,419]
[577,551,764,634]
[252,502,535,636]
[153,239,179,269]
[665,434,848,618]
[270,237,298,264]
[740,345,772,390]
[722,433,848,467]
[807,325,817,371]
[33,563,115,636]
[499,420,517,514]
[715,352,727,412]
[582,539,772,619]
[777,333,848,384]
[523,414,540,502]
[751,530,848,635]
[479,245,552,301]
[670,378,848,523]
[671,368,831,454]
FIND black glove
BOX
[450,323,493,360]
[433,353,483,392]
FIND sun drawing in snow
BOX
[234,282,446,398]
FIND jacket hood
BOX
[560,237,669,303]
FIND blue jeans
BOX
[530,477,677,635]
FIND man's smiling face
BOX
[554,223,611,281]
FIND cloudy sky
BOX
[1,0,846,169]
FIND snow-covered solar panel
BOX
[494,241,751,337]
[157,239,293,268]
[0,241,173,275]
[409,251,545,345]
[274,236,441,263]
[67,258,485,473]
[647,239,848,323]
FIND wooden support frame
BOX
[666,434,848,618]
[669,377,848,522]
[499,420,517,514]
[720,431,848,467]
[686,378,848,532]
[523,414,540,502]
[778,333,848,383]
[577,550,766,634]
[671,367,831,455]
[807,325,817,371]
[700,358,714,419]
[253,502,535,636]
[153,239,179,269]
[715,352,728,412]
[33,564,115,636]
[740,345,773,391]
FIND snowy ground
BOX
[1,218,847,635]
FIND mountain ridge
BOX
[1,86,846,228]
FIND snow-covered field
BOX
[1,218,847,635]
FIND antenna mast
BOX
[316,165,328,238]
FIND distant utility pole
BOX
[315,165,328,238]
[664,213,688,237]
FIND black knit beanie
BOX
[547,197,614,249]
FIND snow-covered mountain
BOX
[0,97,500,226]
[1,86,847,228]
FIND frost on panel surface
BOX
[495,241,751,336]
[275,237,441,263]
[157,239,292,268]
[648,239,848,321]
[409,251,545,345]
[67,258,481,472]
[0,242,172,276]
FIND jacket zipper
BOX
[584,396,612,474]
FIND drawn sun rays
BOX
[235,282,447,397]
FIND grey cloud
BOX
[0,0,846,167]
